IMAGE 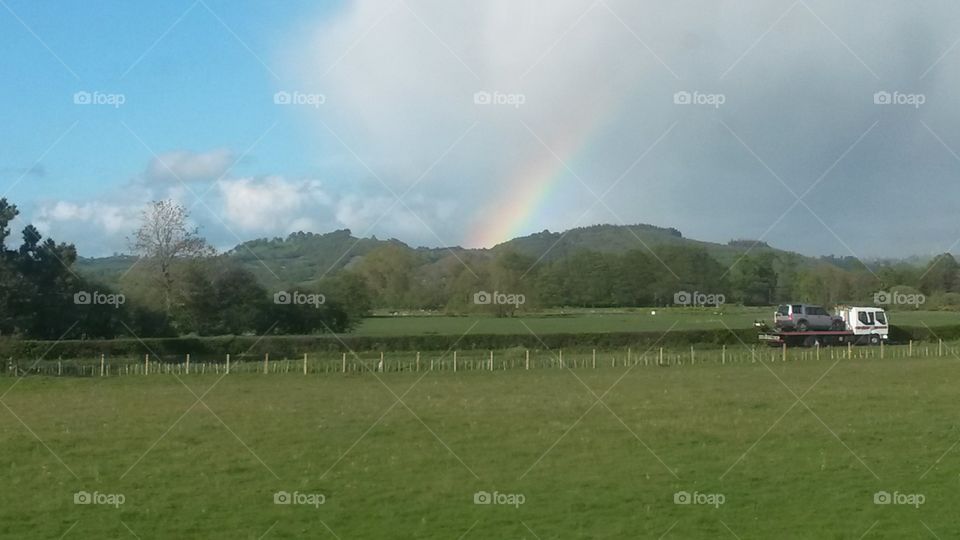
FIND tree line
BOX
[3,197,958,340]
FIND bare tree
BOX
[129,200,215,315]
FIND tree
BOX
[129,200,214,317]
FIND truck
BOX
[757,304,889,347]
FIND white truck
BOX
[758,305,889,347]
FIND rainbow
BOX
[466,98,616,248]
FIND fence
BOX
[3,339,957,378]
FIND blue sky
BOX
[4,0,960,259]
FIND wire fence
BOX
[2,339,954,378]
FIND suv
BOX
[775,304,843,332]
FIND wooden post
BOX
[880,339,884,359]
[847,342,852,359]
[57,360,62,376]
[144,354,149,375]
[186,353,191,375]
[416,352,421,372]
[264,353,269,374]
[380,351,385,372]
[226,354,231,374]
[628,347,632,365]
[559,349,563,369]
[592,349,596,369]
[691,346,695,365]
[659,347,664,366]
[939,339,943,357]
[489,350,494,371]
[782,343,787,362]
[816,342,820,361]
[303,353,308,375]
[722,345,726,365]
[453,351,458,372]
[909,340,913,357]
[525,350,530,370]
[100,354,105,377]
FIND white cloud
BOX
[219,176,334,233]
[145,149,235,183]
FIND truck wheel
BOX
[869,335,880,346]
[796,320,808,332]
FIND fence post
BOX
[264,353,269,374]
[722,345,726,365]
[489,350,494,371]
[939,339,943,357]
[58,360,62,376]
[186,353,191,375]
[341,353,346,373]
[847,342,852,360]
[909,340,913,357]
[453,351,457,373]
[592,349,596,369]
[691,346,695,365]
[144,354,149,375]
[416,352,421,372]
[559,349,563,369]
[226,354,230,374]
[100,354,105,377]
[303,353,308,375]
[525,350,530,370]
[659,347,664,366]
[628,347,632,365]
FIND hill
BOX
[74,223,812,288]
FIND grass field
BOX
[353,307,959,336]
[2,349,959,538]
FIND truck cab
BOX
[834,306,889,344]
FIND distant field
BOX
[353,307,959,336]
[2,352,959,538]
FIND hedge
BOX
[0,324,953,361]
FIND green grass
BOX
[353,307,958,336]
[2,350,960,538]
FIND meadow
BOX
[2,344,959,539]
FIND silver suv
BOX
[775,304,843,332]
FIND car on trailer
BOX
[758,305,889,347]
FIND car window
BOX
[875,312,886,324]
[791,304,802,314]
[807,306,826,316]
[858,311,875,325]
[777,305,789,316]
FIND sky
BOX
[3,0,960,259]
